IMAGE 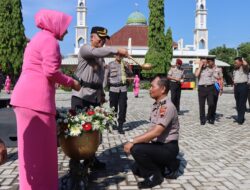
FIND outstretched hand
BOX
[72,80,81,91]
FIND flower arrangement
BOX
[56,105,117,138]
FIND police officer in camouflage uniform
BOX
[124,76,180,189]
[195,58,217,125]
[233,57,249,124]
[71,26,128,169]
[104,55,133,134]
[167,58,184,114]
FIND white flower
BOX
[92,120,100,130]
[102,119,107,125]
[69,126,82,136]
[85,116,92,123]
[74,117,80,122]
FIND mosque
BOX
[62,0,229,73]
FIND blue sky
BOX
[21,0,250,56]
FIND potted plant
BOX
[57,106,116,160]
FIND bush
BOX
[141,80,151,90]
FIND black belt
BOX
[72,74,102,90]
[199,84,214,87]
[110,83,127,87]
[234,82,247,85]
[80,81,102,89]
[151,140,178,145]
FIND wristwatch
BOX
[129,139,134,144]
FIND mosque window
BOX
[79,2,84,7]
[78,38,84,48]
[199,39,206,49]
[200,4,204,10]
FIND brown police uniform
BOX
[197,67,217,124]
[71,44,118,110]
[233,65,249,123]
[131,97,180,178]
[248,73,250,111]
[168,66,184,112]
[103,60,133,130]
[212,66,223,116]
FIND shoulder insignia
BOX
[159,106,167,117]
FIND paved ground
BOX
[1,88,250,190]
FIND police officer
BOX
[104,55,133,134]
[167,58,184,114]
[195,58,216,125]
[208,57,223,118]
[124,75,180,189]
[71,26,128,169]
[247,72,250,112]
[233,57,249,124]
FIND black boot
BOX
[118,123,125,134]
[138,174,163,189]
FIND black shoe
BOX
[200,121,206,125]
[238,118,245,125]
[164,168,179,179]
[118,128,125,134]
[138,174,163,189]
[118,124,125,134]
[208,119,214,124]
[91,157,106,170]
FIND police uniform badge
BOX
[159,106,167,117]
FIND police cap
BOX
[91,26,110,39]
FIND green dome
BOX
[126,11,147,25]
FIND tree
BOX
[0,0,26,81]
[238,42,250,63]
[165,27,173,73]
[147,0,165,51]
[209,45,236,66]
[144,0,166,78]
[209,45,236,85]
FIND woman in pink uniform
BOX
[10,9,80,190]
[4,75,11,94]
[133,74,140,98]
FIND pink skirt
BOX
[14,107,58,190]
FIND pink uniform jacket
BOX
[11,9,74,115]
